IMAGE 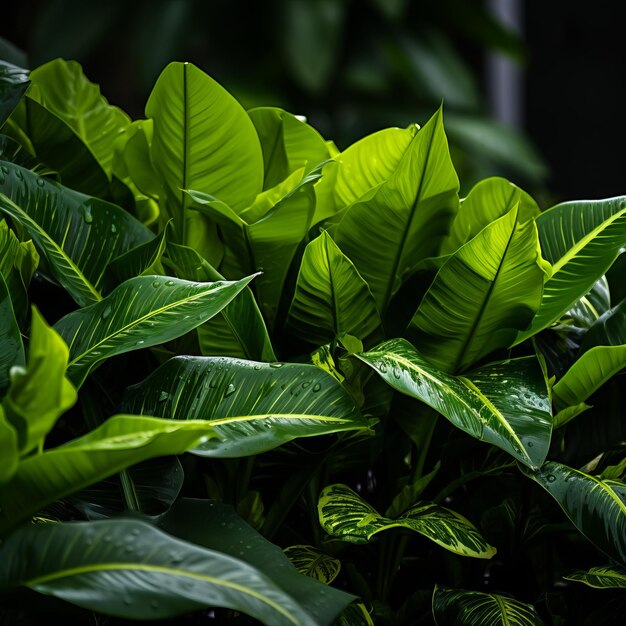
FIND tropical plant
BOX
[0,57,623,625]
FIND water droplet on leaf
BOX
[158,391,169,403]
[224,383,236,397]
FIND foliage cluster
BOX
[0,58,624,625]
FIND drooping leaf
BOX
[432,586,546,625]
[0,162,153,306]
[564,565,626,589]
[0,415,218,533]
[318,484,495,558]
[54,274,255,388]
[146,61,264,250]
[0,273,23,396]
[283,545,341,584]
[335,108,459,315]
[0,517,324,625]
[27,59,130,176]
[122,355,369,457]
[164,242,275,361]
[409,206,549,373]
[357,339,552,468]
[520,462,626,565]
[561,276,611,331]
[248,107,329,190]
[0,60,29,128]
[517,197,626,342]
[287,230,382,346]
[442,176,540,255]
[2,308,76,455]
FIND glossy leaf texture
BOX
[357,339,552,468]
[335,109,459,315]
[0,415,218,534]
[521,462,626,564]
[0,60,29,127]
[564,565,626,589]
[248,106,329,190]
[122,356,368,457]
[54,274,254,388]
[287,231,382,346]
[0,162,153,306]
[146,61,263,245]
[409,206,548,373]
[0,517,324,625]
[0,405,18,484]
[518,196,626,342]
[0,273,23,396]
[432,586,546,625]
[2,308,76,455]
[318,484,495,558]
[283,545,341,584]
[442,176,540,254]
[27,59,130,176]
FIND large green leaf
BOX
[0,517,322,625]
[27,59,130,176]
[2,308,76,455]
[442,176,540,255]
[521,462,626,564]
[318,484,495,558]
[517,197,626,342]
[432,586,546,625]
[54,274,254,388]
[146,61,264,248]
[287,230,382,346]
[248,106,329,190]
[0,162,153,306]
[409,206,548,372]
[335,108,459,315]
[356,339,552,468]
[0,273,23,396]
[165,242,275,361]
[159,499,354,624]
[122,355,369,457]
[564,565,626,589]
[0,60,29,128]
[0,415,218,533]
[283,545,341,584]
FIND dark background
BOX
[2,0,625,202]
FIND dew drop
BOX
[152,280,160,288]
[0,165,8,174]
[158,391,169,403]
[209,378,218,388]
[546,474,556,483]
[136,340,145,346]
[14,169,23,180]
[82,206,93,224]
[379,363,388,374]
[36,177,46,187]
[101,305,112,321]
[312,383,322,392]
[302,381,311,389]
[269,362,283,368]
[527,441,534,448]
[110,223,117,233]
[224,383,236,397]
[165,280,174,286]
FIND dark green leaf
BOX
[0,60,29,128]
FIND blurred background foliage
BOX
[2,0,625,199]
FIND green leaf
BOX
[520,462,626,565]
[0,272,24,396]
[283,545,341,584]
[0,517,324,625]
[318,484,495,558]
[146,62,264,245]
[0,60,29,128]
[287,231,382,346]
[27,59,130,176]
[356,339,552,468]
[517,197,626,342]
[164,242,275,362]
[564,565,626,589]
[2,308,76,455]
[335,603,375,626]
[561,276,611,330]
[410,206,548,373]
[122,356,369,457]
[0,163,153,306]
[442,176,540,255]
[248,107,329,190]
[432,586,546,625]
[0,405,18,485]
[54,274,254,388]
[0,415,217,533]
[335,108,459,315]
[159,499,355,624]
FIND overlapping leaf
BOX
[318,484,495,558]
[122,356,368,457]
[0,60,29,127]
[54,274,254,388]
[357,339,552,468]
[564,565,626,589]
[283,545,341,584]
[0,273,23,395]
